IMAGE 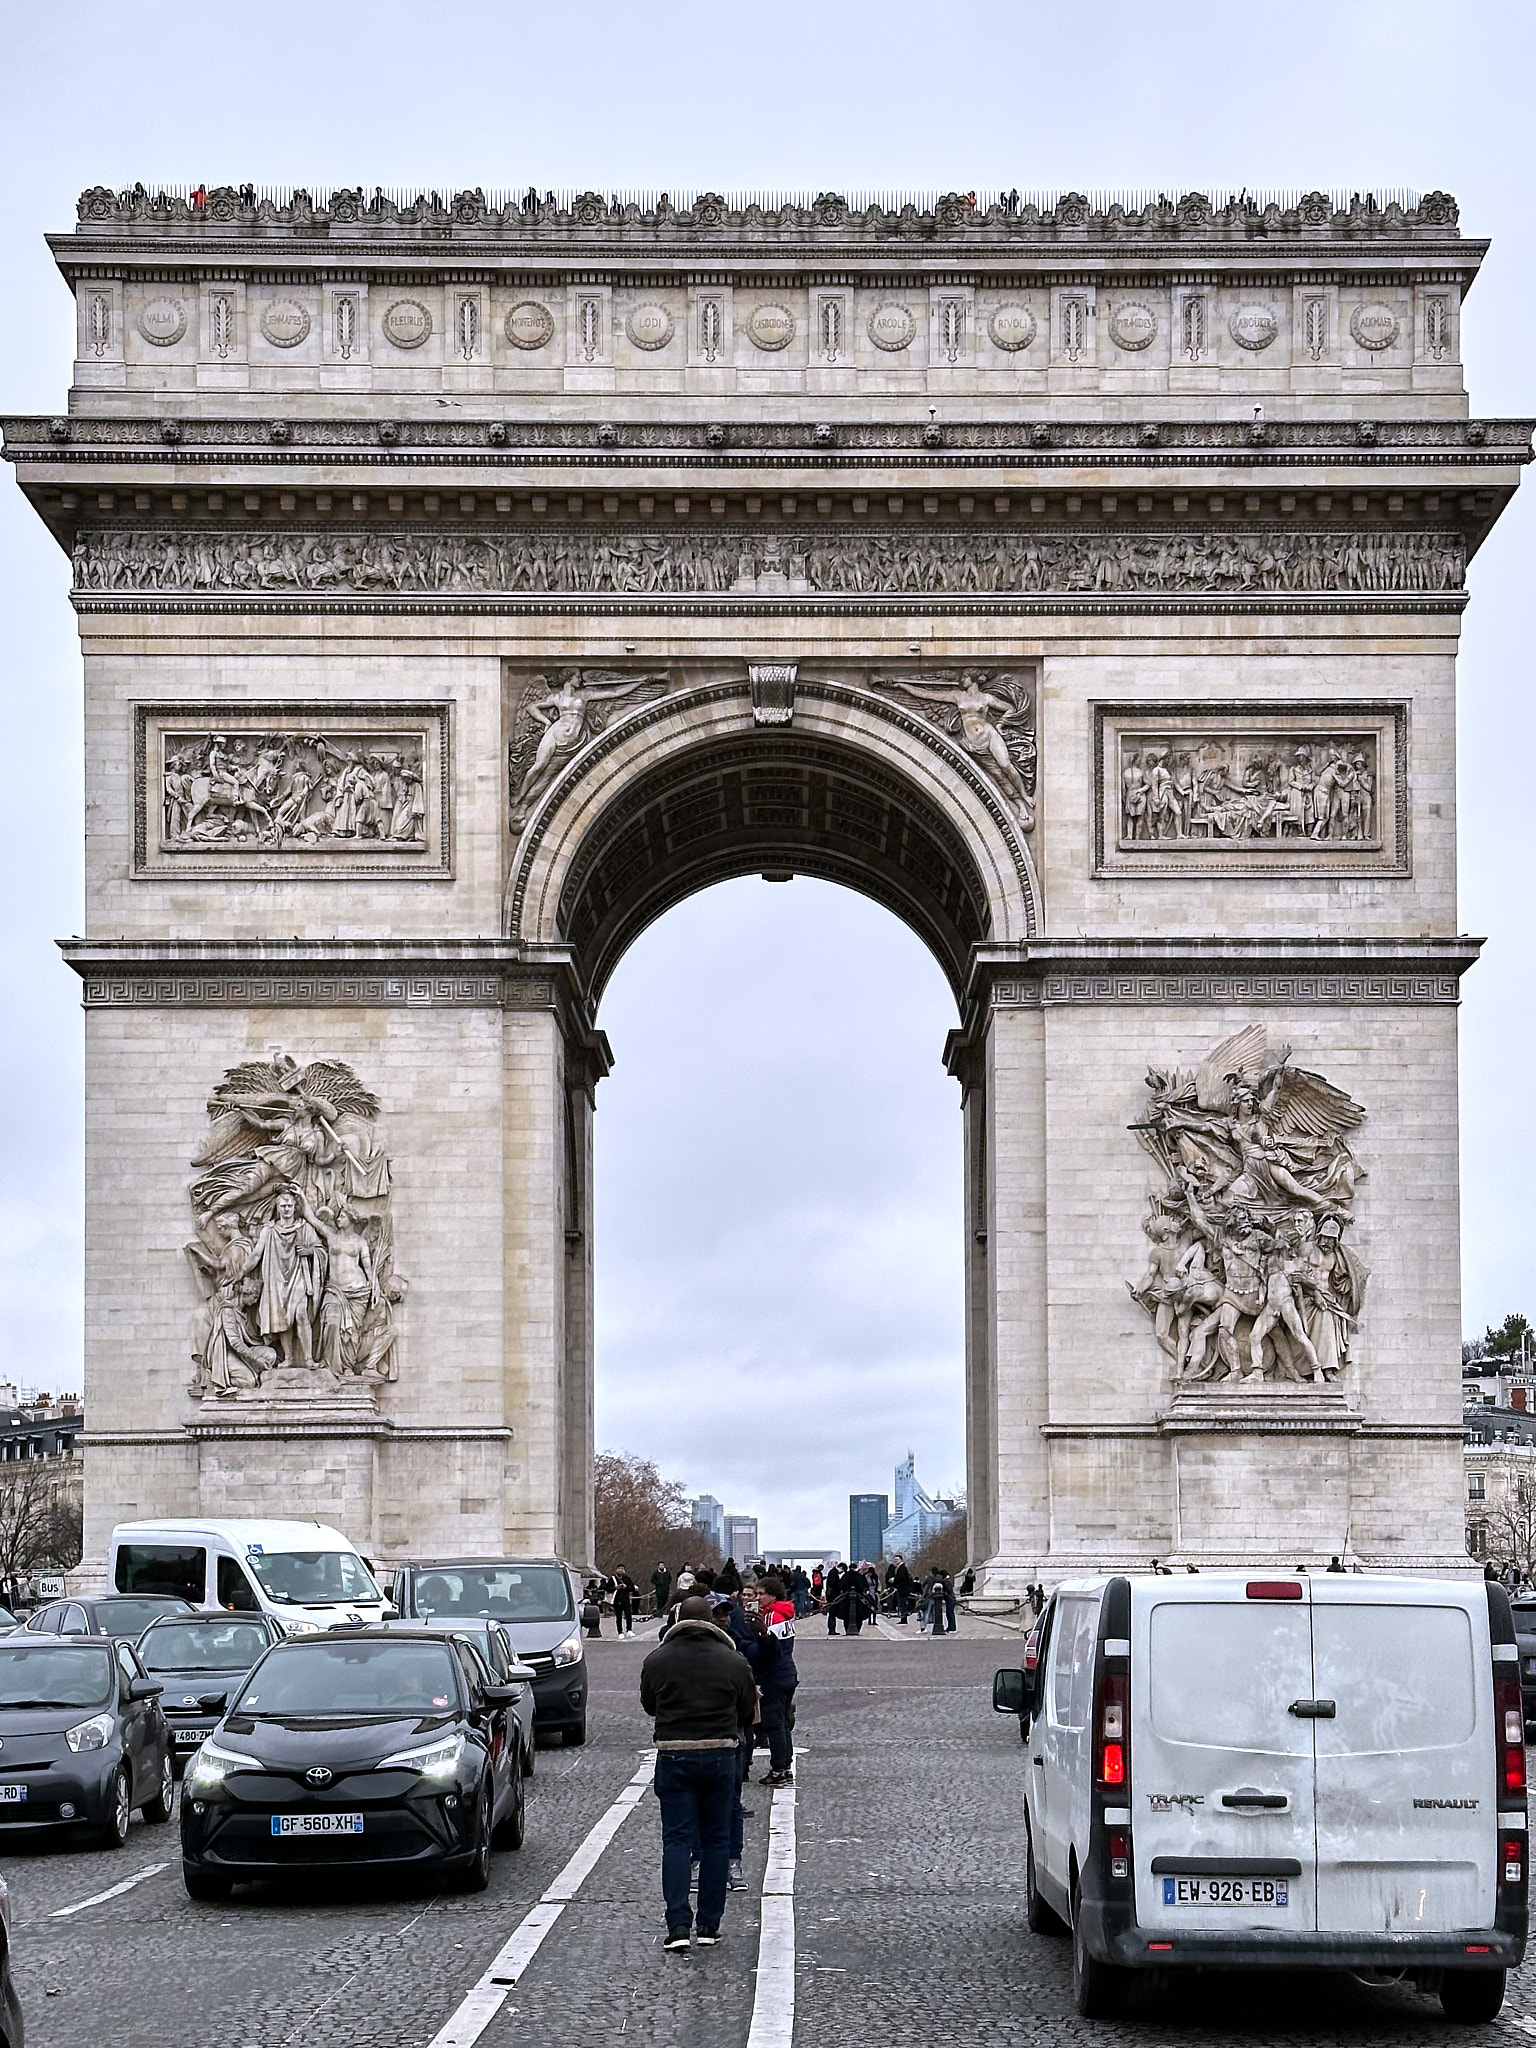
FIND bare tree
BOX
[0,1463,84,1586]
[1482,1477,1536,1585]
[593,1451,722,1583]
[911,1509,969,1580]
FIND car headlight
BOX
[281,1619,322,1636]
[551,1629,584,1668]
[64,1712,115,1753]
[378,1732,464,1780]
[183,1738,263,1797]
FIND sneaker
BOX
[727,1859,746,1889]
[663,1927,691,1952]
[696,1926,721,1945]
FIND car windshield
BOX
[413,1565,573,1623]
[245,1551,379,1606]
[236,1639,459,1716]
[0,1643,113,1709]
[98,1599,189,1638]
[140,1620,270,1673]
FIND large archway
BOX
[507,662,1041,1569]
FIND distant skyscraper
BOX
[883,1451,958,1560]
[850,1493,889,1564]
[689,1494,725,1551]
[724,1513,758,1562]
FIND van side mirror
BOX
[382,1602,400,1621]
[993,1668,1028,1715]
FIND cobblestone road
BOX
[6,1619,1536,2045]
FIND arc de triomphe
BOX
[6,183,1528,1584]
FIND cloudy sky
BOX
[1,2,1532,1551]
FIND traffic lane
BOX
[791,1636,1530,2046]
[0,1809,178,1922]
[10,1706,656,2048]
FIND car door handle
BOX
[1222,1791,1290,1809]
[1288,1698,1336,1718]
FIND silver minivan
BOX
[996,1571,1528,2022]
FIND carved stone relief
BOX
[506,300,555,349]
[1229,304,1278,350]
[872,669,1036,827]
[260,299,310,348]
[76,528,1466,603]
[507,669,669,824]
[625,303,675,351]
[867,302,916,351]
[1092,703,1408,877]
[745,303,795,351]
[1129,1027,1368,1390]
[184,1051,403,1402]
[1351,301,1402,351]
[134,704,450,877]
[137,296,187,346]
[988,303,1037,351]
[382,298,432,349]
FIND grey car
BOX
[382,1559,588,1744]
[136,1611,286,1767]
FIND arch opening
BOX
[555,730,995,1008]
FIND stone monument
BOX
[4,182,1530,1580]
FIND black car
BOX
[0,1873,22,2048]
[136,1612,285,1767]
[1512,1599,1536,1734]
[382,1558,588,1743]
[0,1635,173,1848]
[180,1629,525,1899]
[26,1594,194,1641]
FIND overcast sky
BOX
[1,2,1532,1552]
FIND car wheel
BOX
[1440,1969,1506,2023]
[1071,1879,1128,2018]
[562,1719,587,1747]
[493,1757,527,1850]
[183,1867,232,1903]
[1025,1817,1066,1936]
[449,1783,492,1892]
[97,1766,131,1850]
[142,1750,175,1824]
[521,1738,534,1777]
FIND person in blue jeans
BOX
[640,1594,758,1950]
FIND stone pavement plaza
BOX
[7,1622,1536,2047]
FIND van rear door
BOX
[1134,1578,1317,1932]
[1310,1579,1495,1934]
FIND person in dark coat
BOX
[754,1577,799,1783]
[651,1562,672,1615]
[641,1596,757,1949]
[823,1562,845,1634]
[891,1555,914,1623]
[831,1568,873,1636]
[612,1569,636,1635]
[717,1557,742,1595]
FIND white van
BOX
[994,1572,1528,2023]
[109,1519,390,1634]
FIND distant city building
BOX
[1464,1402,1536,1558]
[762,1549,841,1571]
[850,1493,889,1564]
[689,1493,725,1551]
[881,1451,959,1560]
[724,1514,759,1562]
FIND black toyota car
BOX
[179,1629,524,1899]
[136,1611,285,1767]
[0,1635,173,1848]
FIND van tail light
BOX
[1096,1670,1129,1790]
[1108,1829,1130,1881]
[1023,1623,1041,1677]
[1494,1669,1526,1795]
[1246,1581,1303,1600]
[1503,1837,1524,1886]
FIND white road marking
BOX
[48,1860,169,1918]
[746,1780,797,2048]
[1504,2017,1536,2038]
[425,1754,655,2048]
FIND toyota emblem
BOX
[305,1766,333,1788]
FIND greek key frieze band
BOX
[987,972,1462,1006]
[77,973,550,1008]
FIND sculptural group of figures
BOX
[1129,1027,1369,1388]
[183,1054,403,1399]
[75,528,1465,599]
[1121,738,1377,845]
[162,732,425,849]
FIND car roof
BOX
[0,1634,111,1649]
[112,1518,355,1547]
[87,1593,191,1604]
[401,1556,569,1569]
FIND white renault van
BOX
[108,1519,389,1634]
[994,1572,1527,2023]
